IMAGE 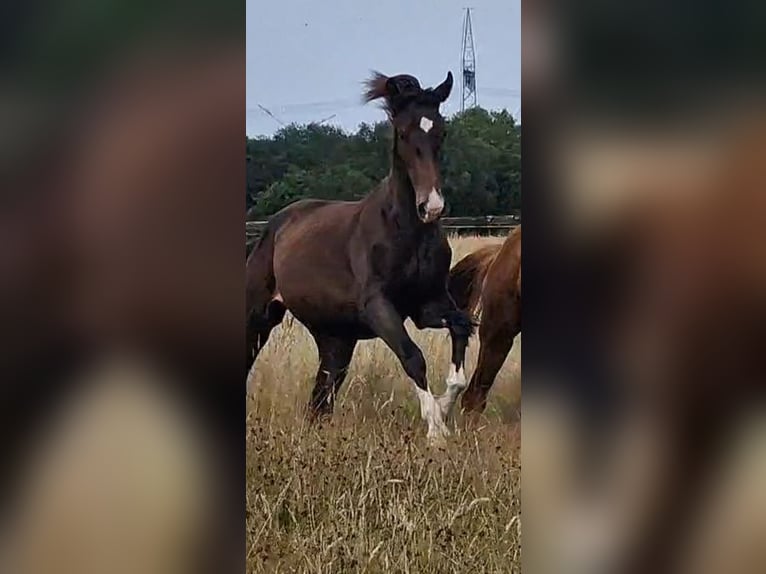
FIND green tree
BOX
[246,107,520,218]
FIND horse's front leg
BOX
[362,293,450,442]
[412,294,475,420]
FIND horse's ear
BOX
[432,71,453,103]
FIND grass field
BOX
[246,236,521,573]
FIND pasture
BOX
[246,236,521,574]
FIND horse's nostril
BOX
[417,202,427,219]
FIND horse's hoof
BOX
[426,426,451,447]
[427,436,447,449]
[436,397,452,418]
[306,410,333,425]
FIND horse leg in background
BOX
[363,294,450,441]
[412,297,475,420]
[307,334,357,420]
[245,299,286,386]
[247,299,286,360]
[461,294,520,415]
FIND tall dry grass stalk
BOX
[247,236,520,573]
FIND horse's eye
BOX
[415,147,423,158]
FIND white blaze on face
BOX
[415,116,443,222]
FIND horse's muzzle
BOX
[417,188,445,223]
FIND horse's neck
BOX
[381,155,419,224]
[360,144,422,238]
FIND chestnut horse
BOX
[246,71,474,440]
[448,226,521,413]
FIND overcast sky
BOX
[247,0,520,137]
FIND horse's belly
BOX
[274,258,364,333]
[288,304,374,339]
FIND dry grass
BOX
[246,236,520,573]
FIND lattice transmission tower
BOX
[461,7,477,112]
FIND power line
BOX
[254,104,344,129]
[276,98,359,113]
[256,104,285,126]
[315,113,337,125]
[481,87,520,97]
[247,98,359,116]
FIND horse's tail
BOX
[448,244,501,318]
[246,226,275,312]
[245,215,287,377]
[246,206,295,302]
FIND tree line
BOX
[246,107,520,218]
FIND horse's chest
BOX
[369,230,446,295]
[388,247,441,294]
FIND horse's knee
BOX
[448,309,476,340]
[401,343,427,390]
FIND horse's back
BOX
[271,199,360,260]
[448,244,502,314]
[270,198,359,240]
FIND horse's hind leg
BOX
[307,334,357,421]
[246,299,286,380]
[461,315,519,415]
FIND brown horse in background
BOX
[246,70,474,441]
[448,226,521,413]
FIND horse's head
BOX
[364,71,453,223]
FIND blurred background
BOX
[523,1,766,573]
[3,1,766,573]
[0,2,243,573]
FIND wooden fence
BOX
[246,214,519,250]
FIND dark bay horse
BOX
[448,226,521,413]
[246,71,474,440]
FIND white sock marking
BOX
[414,386,449,441]
[438,364,467,418]
[419,116,434,133]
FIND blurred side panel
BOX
[522,1,766,573]
[0,2,245,573]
